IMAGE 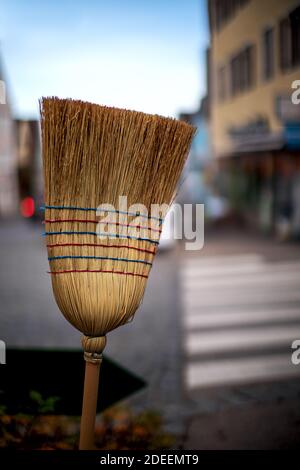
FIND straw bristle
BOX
[40,97,195,352]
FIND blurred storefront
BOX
[179,95,211,204]
[15,120,42,218]
[0,54,19,218]
[208,0,300,238]
[178,45,229,222]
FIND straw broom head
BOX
[40,97,195,355]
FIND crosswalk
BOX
[181,253,300,390]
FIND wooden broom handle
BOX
[79,354,102,450]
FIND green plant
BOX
[29,391,60,414]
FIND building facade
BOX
[0,54,19,217]
[179,95,212,204]
[16,119,42,212]
[208,0,300,236]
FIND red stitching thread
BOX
[44,219,162,233]
[48,269,149,278]
[46,243,156,255]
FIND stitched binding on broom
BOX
[41,205,164,224]
[43,219,162,233]
[46,242,156,255]
[48,255,153,266]
[43,231,159,245]
[48,269,149,279]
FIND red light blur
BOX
[20,197,35,218]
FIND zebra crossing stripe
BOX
[181,253,300,390]
[186,354,300,389]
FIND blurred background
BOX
[1,0,300,450]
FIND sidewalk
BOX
[184,397,300,449]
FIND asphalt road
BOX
[180,229,300,449]
[1,219,300,448]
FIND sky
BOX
[0,0,209,120]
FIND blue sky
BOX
[0,0,209,119]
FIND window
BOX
[279,5,300,71]
[213,0,250,32]
[230,55,239,95]
[279,17,292,70]
[230,45,255,96]
[217,65,227,101]
[262,28,275,80]
[290,5,300,67]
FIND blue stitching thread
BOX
[41,205,164,224]
[43,231,159,245]
[48,255,152,266]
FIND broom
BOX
[40,97,195,450]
